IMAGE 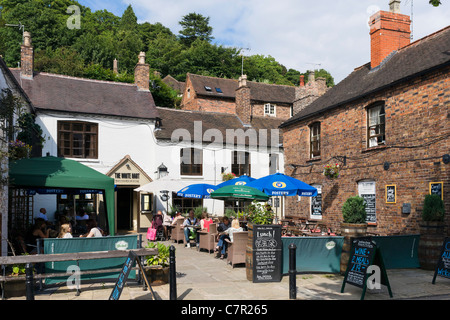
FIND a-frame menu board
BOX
[341,237,393,300]
[432,237,450,284]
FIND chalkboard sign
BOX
[344,237,376,288]
[109,251,154,300]
[341,237,393,300]
[361,194,376,223]
[252,225,282,283]
[386,185,396,204]
[311,193,322,218]
[432,237,450,284]
[430,182,443,200]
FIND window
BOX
[215,87,223,93]
[232,151,251,176]
[269,153,279,174]
[310,122,320,158]
[180,148,203,176]
[141,193,153,212]
[367,103,385,147]
[58,121,98,159]
[204,86,212,92]
[264,103,276,116]
[172,192,202,214]
[310,185,322,220]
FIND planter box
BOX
[419,221,446,270]
[4,278,26,298]
[339,223,368,275]
[145,267,169,286]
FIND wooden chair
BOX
[171,218,185,244]
[225,231,248,268]
[197,223,218,253]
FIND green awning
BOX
[9,156,115,235]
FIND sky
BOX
[77,0,450,84]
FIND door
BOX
[117,188,133,230]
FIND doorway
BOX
[117,188,133,231]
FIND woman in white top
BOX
[80,219,104,237]
[57,223,73,238]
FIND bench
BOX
[0,247,158,300]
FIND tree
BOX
[178,12,213,47]
[119,4,138,31]
[429,0,441,6]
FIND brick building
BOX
[180,72,328,122]
[280,4,450,235]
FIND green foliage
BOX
[149,72,181,108]
[239,201,274,225]
[342,196,367,224]
[178,12,213,47]
[422,194,445,222]
[145,242,170,268]
[429,0,441,6]
[0,1,335,89]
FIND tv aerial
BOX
[5,21,25,37]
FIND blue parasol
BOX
[176,183,218,199]
[215,175,256,189]
[246,173,318,197]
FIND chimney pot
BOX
[113,58,118,74]
[134,52,150,91]
[20,31,34,79]
[308,70,315,84]
[299,75,305,87]
[389,0,401,14]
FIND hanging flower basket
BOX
[323,163,340,179]
[9,140,32,160]
[222,172,236,181]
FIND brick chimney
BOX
[134,52,150,91]
[369,0,411,69]
[20,31,34,79]
[235,75,252,125]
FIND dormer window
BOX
[264,103,276,116]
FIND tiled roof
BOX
[162,75,186,93]
[11,70,159,120]
[281,25,450,128]
[188,73,295,104]
[154,107,283,147]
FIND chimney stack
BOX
[134,52,150,91]
[236,75,252,125]
[369,0,411,69]
[20,31,34,79]
[113,58,118,74]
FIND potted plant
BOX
[340,196,368,274]
[8,139,32,160]
[222,172,236,181]
[144,242,170,285]
[241,201,275,281]
[419,194,446,270]
[3,255,31,298]
[323,163,340,179]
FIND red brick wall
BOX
[282,66,450,236]
[370,10,411,69]
[252,103,292,120]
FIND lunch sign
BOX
[432,237,450,284]
[341,237,393,300]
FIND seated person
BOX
[215,218,243,259]
[183,210,200,248]
[57,223,73,238]
[79,219,104,237]
[25,219,50,254]
[200,211,213,232]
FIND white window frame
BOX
[264,103,276,117]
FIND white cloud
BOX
[85,0,450,84]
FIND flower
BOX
[221,172,236,181]
[323,163,340,179]
[9,139,32,160]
